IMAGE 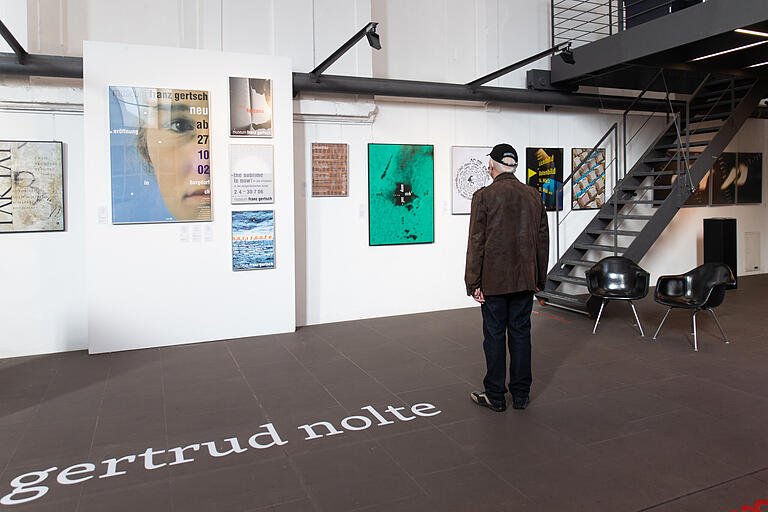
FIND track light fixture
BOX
[365,23,381,50]
[559,44,575,65]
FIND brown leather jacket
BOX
[464,172,549,296]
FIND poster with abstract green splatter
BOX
[368,144,434,246]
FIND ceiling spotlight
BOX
[735,28,768,38]
[365,23,381,50]
[691,40,768,62]
[559,46,575,65]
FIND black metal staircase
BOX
[536,74,768,316]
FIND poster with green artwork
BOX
[368,143,434,246]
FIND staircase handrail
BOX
[661,71,695,194]
[622,68,667,179]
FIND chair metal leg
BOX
[706,308,729,344]
[692,311,698,351]
[628,300,645,337]
[592,299,606,334]
[653,307,672,340]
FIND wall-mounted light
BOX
[559,45,575,65]
[365,24,381,50]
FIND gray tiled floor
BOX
[1,275,767,511]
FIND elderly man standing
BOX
[465,144,549,412]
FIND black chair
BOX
[585,256,650,336]
[652,263,735,351]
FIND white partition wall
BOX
[83,41,295,353]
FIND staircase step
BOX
[684,126,722,136]
[574,243,628,253]
[694,85,752,101]
[536,290,589,310]
[690,101,738,112]
[643,154,698,164]
[655,141,710,150]
[689,112,731,123]
[620,185,673,191]
[561,259,598,267]
[549,275,588,286]
[598,213,654,220]
[616,214,653,220]
[633,170,680,176]
[614,199,665,205]
[585,229,642,236]
[702,77,753,90]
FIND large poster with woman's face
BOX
[109,86,212,223]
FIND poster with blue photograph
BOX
[231,210,275,271]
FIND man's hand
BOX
[472,288,485,304]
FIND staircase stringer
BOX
[623,79,768,264]
[547,117,677,282]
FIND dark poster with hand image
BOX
[526,147,563,211]
[734,153,762,204]
[650,151,710,207]
[684,168,711,206]
[711,153,738,205]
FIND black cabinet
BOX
[704,218,737,289]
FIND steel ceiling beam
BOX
[293,72,679,112]
[0,52,83,78]
[0,52,678,112]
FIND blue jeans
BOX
[481,291,533,403]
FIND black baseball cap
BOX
[489,144,518,165]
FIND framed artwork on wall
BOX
[651,152,710,207]
[311,143,348,197]
[526,147,564,211]
[684,166,711,206]
[710,152,738,205]
[0,140,64,233]
[109,86,211,223]
[451,146,492,214]
[571,148,606,210]
[230,144,274,204]
[368,143,434,246]
[735,152,762,204]
[229,77,272,137]
[231,210,275,270]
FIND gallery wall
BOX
[0,0,766,357]
[0,111,87,358]
[294,98,768,326]
[294,100,623,325]
[82,41,296,354]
